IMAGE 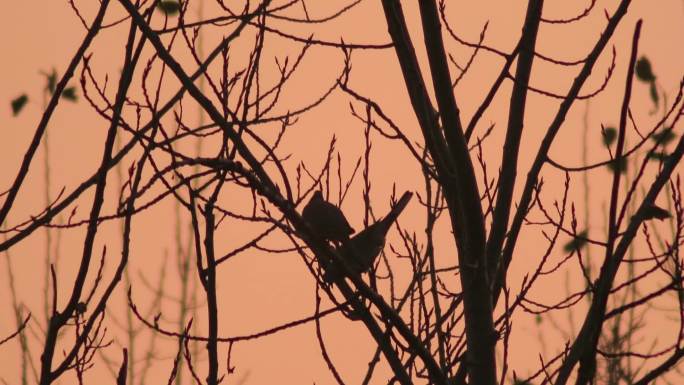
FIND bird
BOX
[325,191,413,281]
[302,190,355,243]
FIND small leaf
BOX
[648,151,669,161]
[637,203,671,221]
[535,314,542,325]
[157,0,181,15]
[649,82,659,105]
[606,157,627,174]
[564,230,588,252]
[11,94,29,116]
[75,302,87,315]
[602,126,617,146]
[514,380,532,385]
[45,69,58,94]
[62,87,78,102]
[652,127,675,145]
[635,56,656,82]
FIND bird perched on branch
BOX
[325,191,413,281]
[302,190,355,243]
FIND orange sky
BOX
[1,1,684,384]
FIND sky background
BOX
[1,1,683,384]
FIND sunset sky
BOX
[1,1,683,384]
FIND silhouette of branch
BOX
[0,314,31,347]
[0,0,111,228]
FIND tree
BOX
[1,1,683,384]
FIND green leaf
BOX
[45,69,58,94]
[75,302,87,315]
[157,0,181,15]
[635,56,656,82]
[648,151,669,161]
[638,204,671,221]
[563,230,588,252]
[632,203,671,223]
[514,380,532,385]
[11,94,28,116]
[602,126,617,146]
[535,314,542,325]
[606,157,627,174]
[652,127,675,145]
[649,81,659,105]
[62,87,78,102]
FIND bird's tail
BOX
[380,191,413,230]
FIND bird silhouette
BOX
[325,191,413,281]
[302,190,355,243]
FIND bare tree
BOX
[2,1,684,385]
